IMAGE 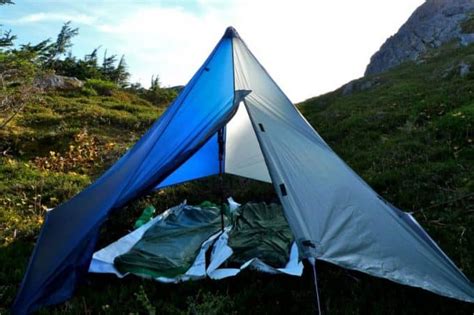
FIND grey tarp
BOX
[114,204,223,278]
[231,32,474,302]
[228,203,293,267]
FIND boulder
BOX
[341,77,381,96]
[34,74,84,91]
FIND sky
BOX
[0,0,424,102]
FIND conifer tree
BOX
[0,0,15,48]
[150,74,161,90]
[101,49,117,79]
[112,55,130,86]
[0,29,15,48]
[53,21,79,57]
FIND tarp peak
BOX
[223,26,240,39]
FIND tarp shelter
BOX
[13,27,474,314]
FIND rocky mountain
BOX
[365,0,474,75]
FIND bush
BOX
[143,88,177,106]
[84,79,117,96]
[81,86,98,97]
[33,129,118,174]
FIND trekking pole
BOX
[308,257,322,315]
[217,128,225,232]
[219,172,225,231]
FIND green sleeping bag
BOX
[228,202,293,267]
[114,203,224,278]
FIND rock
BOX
[459,61,471,77]
[34,74,84,91]
[365,0,474,76]
[341,77,381,96]
[342,81,355,96]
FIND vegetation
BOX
[1,5,474,314]
[0,49,41,128]
[11,21,130,86]
[127,75,181,105]
[0,14,176,130]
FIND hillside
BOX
[0,39,473,313]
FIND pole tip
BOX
[223,26,239,38]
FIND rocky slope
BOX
[365,0,474,75]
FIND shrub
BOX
[81,86,98,97]
[143,87,177,106]
[84,79,117,96]
[32,129,118,174]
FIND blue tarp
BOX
[157,132,219,189]
[12,31,236,314]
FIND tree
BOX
[0,0,16,48]
[101,49,117,79]
[0,51,42,129]
[73,47,102,79]
[111,55,129,87]
[0,29,16,49]
[17,22,78,69]
[150,74,161,90]
[128,82,143,91]
[44,21,78,67]
[142,74,177,105]
[84,47,100,65]
[52,21,78,58]
[19,39,53,64]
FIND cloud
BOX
[96,5,227,88]
[3,0,423,102]
[94,0,423,102]
[3,12,97,25]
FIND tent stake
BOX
[308,257,322,315]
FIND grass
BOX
[1,41,474,314]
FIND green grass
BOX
[1,42,474,314]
